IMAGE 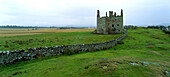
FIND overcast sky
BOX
[0,0,170,27]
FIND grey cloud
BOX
[0,0,170,26]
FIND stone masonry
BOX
[95,9,123,34]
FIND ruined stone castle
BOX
[95,9,123,34]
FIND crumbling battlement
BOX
[95,9,123,34]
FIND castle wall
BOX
[105,18,109,34]
[110,16,123,33]
[97,17,101,33]
[101,17,109,34]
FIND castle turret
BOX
[121,9,124,31]
[106,12,107,17]
[114,12,116,16]
[109,11,113,17]
[97,10,101,33]
[97,10,100,17]
[121,9,123,16]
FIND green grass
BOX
[0,31,123,51]
[0,28,170,77]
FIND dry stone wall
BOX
[0,31,127,66]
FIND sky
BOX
[0,0,170,27]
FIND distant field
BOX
[0,28,170,77]
[0,29,123,51]
[0,28,95,36]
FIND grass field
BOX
[0,28,170,77]
[0,28,95,36]
[0,28,121,51]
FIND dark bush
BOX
[163,30,170,34]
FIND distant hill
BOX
[160,23,170,26]
[0,25,95,29]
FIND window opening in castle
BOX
[112,24,114,27]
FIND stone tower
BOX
[95,9,123,34]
